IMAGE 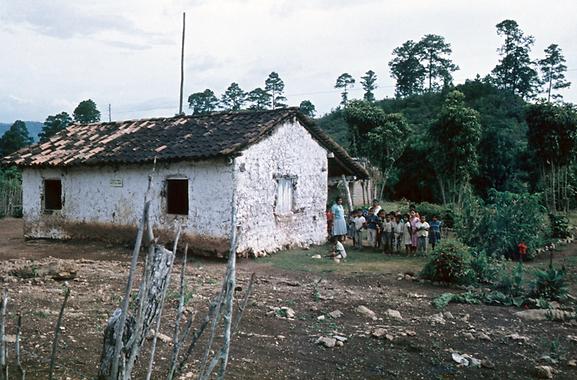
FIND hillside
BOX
[316,79,530,202]
[0,121,43,142]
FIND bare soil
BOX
[1,217,577,379]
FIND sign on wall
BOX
[110,178,123,187]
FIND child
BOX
[366,207,380,249]
[417,215,430,255]
[328,235,347,262]
[381,213,394,254]
[393,213,403,253]
[402,213,412,255]
[429,215,442,250]
[351,209,366,249]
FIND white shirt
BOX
[417,221,430,237]
[353,216,366,231]
[335,241,347,258]
[382,220,393,233]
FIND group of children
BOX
[328,199,443,260]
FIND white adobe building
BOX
[2,108,368,257]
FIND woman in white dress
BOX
[331,197,348,238]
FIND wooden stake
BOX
[167,244,189,380]
[49,287,70,380]
[16,314,25,380]
[0,288,7,380]
[109,173,154,379]
[144,225,181,380]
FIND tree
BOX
[491,19,539,99]
[0,120,33,156]
[428,91,482,206]
[389,40,425,98]
[335,73,355,106]
[299,100,316,118]
[416,34,459,91]
[344,100,411,197]
[526,102,577,211]
[366,112,412,198]
[73,99,101,124]
[247,88,272,110]
[265,72,287,109]
[539,44,571,102]
[360,70,378,102]
[187,89,219,115]
[38,112,72,143]
[220,83,246,111]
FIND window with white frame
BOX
[275,176,296,215]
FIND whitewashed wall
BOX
[234,120,328,255]
[21,119,328,256]
[22,160,234,246]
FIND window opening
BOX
[275,177,295,214]
[44,179,62,210]
[166,179,189,215]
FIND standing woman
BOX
[331,197,348,239]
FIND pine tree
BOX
[0,120,33,156]
[539,44,571,102]
[247,88,272,110]
[265,72,287,109]
[388,40,425,98]
[299,100,316,118]
[335,73,355,106]
[220,83,247,111]
[73,99,101,124]
[416,34,459,91]
[491,19,539,99]
[188,89,219,115]
[360,70,378,102]
[39,112,72,143]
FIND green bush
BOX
[415,201,455,228]
[457,190,548,259]
[496,262,526,298]
[420,239,475,285]
[549,213,570,238]
[470,251,503,284]
[529,266,568,301]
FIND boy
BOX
[429,215,442,250]
[381,213,394,254]
[417,215,430,255]
[351,209,366,249]
[366,207,380,249]
[328,235,347,262]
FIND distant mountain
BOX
[0,121,44,142]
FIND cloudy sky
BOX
[1,0,576,123]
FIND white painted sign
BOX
[110,178,123,187]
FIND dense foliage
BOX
[457,190,548,259]
[420,239,475,285]
[0,120,33,156]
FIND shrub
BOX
[549,213,570,238]
[496,262,526,298]
[420,239,475,285]
[470,251,503,284]
[457,190,548,259]
[530,266,568,301]
[415,201,455,228]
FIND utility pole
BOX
[108,104,112,122]
[178,12,186,115]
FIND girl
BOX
[331,197,347,239]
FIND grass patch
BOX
[261,243,425,274]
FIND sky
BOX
[1,0,576,123]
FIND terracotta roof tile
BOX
[2,108,368,179]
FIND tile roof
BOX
[1,108,368,179]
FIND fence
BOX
[0,178,22,217]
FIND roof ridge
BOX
[72,107,300,127]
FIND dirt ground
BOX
[1,217,577,379]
